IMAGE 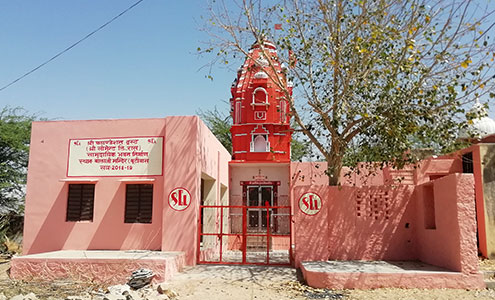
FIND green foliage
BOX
[203,0,495,185]
[291,122,312,161]
[0,107,35,212]
[198,107,233,154]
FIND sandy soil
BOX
[0,260,494,299]
[165,265,495,300]
[480,258,495,271]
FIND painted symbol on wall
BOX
[168,187,191,211]
[299,192,322,216]
[254,111,266,120]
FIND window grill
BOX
[66,184,95,222]
[462,152,474,173]
[125,184,153,223]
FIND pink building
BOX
[11,41,487,289]
[12,117,230,283]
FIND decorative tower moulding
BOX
[230,40,293,162]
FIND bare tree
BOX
[200,0,495,185]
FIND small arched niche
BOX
[252,87,269,106]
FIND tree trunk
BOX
[327,154,343,186]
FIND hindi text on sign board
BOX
[67,137,163,176]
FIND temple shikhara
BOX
[9,40,495,289]
[230,40,291,162]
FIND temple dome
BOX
[459,98,495,139]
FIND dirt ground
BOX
[480,258,495,271]
[0,258,100,299]
[165,265,495,300]
[1,260,495,300]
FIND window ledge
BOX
[119,178,156,182]
[59,178,99,182]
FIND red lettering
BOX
[302,196,309,210]
[171,192,179,206]
[178,190,183,206]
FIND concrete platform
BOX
[301,260,485,289]
[10,250,186,285]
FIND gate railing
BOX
[197,204,292,265]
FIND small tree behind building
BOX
[0,107,35,212]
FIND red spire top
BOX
[229,40,293,162]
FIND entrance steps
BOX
[10,250,186,284]
[246,235,270,251]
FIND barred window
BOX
[66,184,95,222]
[125,184,153,223]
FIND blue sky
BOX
[0,0,234,120]
[1,1,494,121]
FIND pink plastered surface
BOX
[21,117,230,267]
[301,266,484,289]
[293,173,484,289]
[293,185,416,267]
[10,251,186,284]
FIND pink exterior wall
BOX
[162,117,230,265]
[414,157,462,185]
[290,162,386,187]
[294,173,480,277]
[415,174,479,274]
[458,145,489,258]
[291,157,462,188]
[23,117,229,266]
[293,185,416,267]
[23,119,167,255]
[290,161,410,188]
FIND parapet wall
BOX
[293,173,479,275]
[415,173,478,274]
[293,185,415,267]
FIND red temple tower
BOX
[226,40,293,260]
[230,40,292,162]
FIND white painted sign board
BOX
[67,136,163,177]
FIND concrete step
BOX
[483,271,495,280]
[485,280,495,289]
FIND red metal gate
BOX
[197,203,292,265]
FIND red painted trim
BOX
[199,205,290,209]
[219,206,224,263]
[168,187,192,211]
[242,202,247,264]
[241,181,280,186]
[266,204,270,264]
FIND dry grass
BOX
[3,235,21,255]
[0,279,98,299]
[0,260,102,299]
